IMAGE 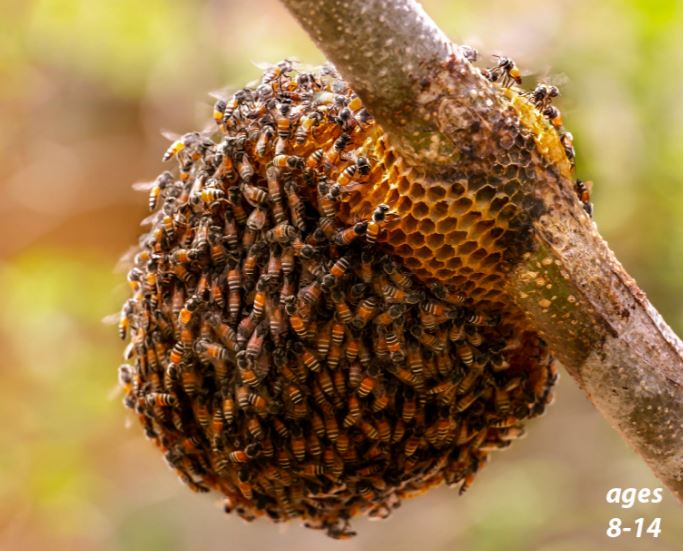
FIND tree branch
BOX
[280,0,683,501]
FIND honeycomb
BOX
[116,59,571,538]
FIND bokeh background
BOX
[1,0,682,549]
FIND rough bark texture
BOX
[280,0,683,501]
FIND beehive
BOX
[116,59,576,538]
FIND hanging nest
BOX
[117,59,570,538]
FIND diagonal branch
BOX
[281,0,683,501]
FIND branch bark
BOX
[280,0,683,501]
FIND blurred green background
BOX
[1,0,682,550]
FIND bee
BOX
[246,322,267,360]
[331,289,353,325]
[324,411,340,441]
[221,395,236,426]
[328,255,352,280]
[324,340,341,370]
[236,349,260,388]
[315,320,332,357]
[527,83,560,110]
[382,282,422,305]
[194,338,229,364]
[300,345,322,373]
[236,153,255,182]
[334,221,367,246]
[208,230,228,269]
[430,282,467,305]
[366,204,398,245]
[283,181,306,231]
[560,131,575,165]
[286,383,305,405]
[290,425,306,462]
[486,55,522,87]
[306,148,324,168]
[236,468,254,499]
[227,187,248,225]
[575,179,593,216]
[117,298,135,340]
[383,257,412,289]
[227,449,250,463]
[324,132,351,165]
[133,171,174,212]
[310,410,326,439]
[219,95,240,125]
[236,385,269,415]
[273,154,305,171]
[266,223,297,243]
[465,326,483,347]
[178,294,202,326]
[275,101,292,146]
[162,131,200,162]
[357,365,379,397]
[543,105,563,128]
[336,163,358,187]
[467,311,498,327]
[255,123,275,159]
[295,111,322,143]
[459,44,479,62]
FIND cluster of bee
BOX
[463,46,593,216]
[118,61,556,538]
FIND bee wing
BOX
[101,312,119,325]
[140,212,161,226]
[526,67,570,86]
[253,60,275,71]
[208,88,229,101]
[160,129,181,142]
[131,180,154,191]
[115,246,137,272]
[107,384,123,401]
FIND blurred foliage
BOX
[1,0,682,549]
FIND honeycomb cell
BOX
[409,180,426,200]
[446,256,463,270]
[390,228,407,245]
[435,243,455,262]
[436,217,456,234]
[497,203,518,222]
[475,185,496,205]
[432,200,448,220]
[469,247,488,264]
[435,267,453,279]
[471,219,496,238]
[396,243,414,257]
[409,232,425,247]
[418,218,435,234]
[413,201,430,219]
[481,252,502,269]
[449,197,473,216]
[488,195,510,214]
[447,230,468,244]
[415,245,433,259]
[426,233,444,249]
[404,255,422,270]
[397,175,411,195]
[449,181,466,196]
[427,257,444,271]
[458,241,478,255]
[426,184,446,202]
[402,214,419,233]
[456,211,482,230]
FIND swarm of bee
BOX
[117,57,574,538]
